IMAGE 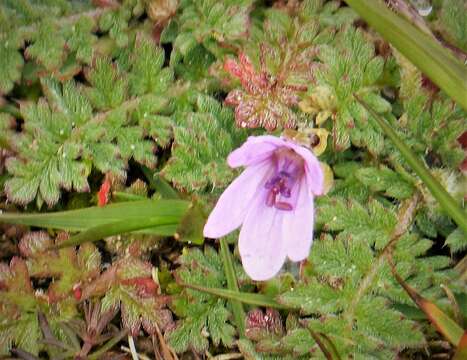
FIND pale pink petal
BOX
[203,161,272,239]
[227,135,285,168]
[283,140,324,196]
[239,196,287,281]
[283,178,315,261]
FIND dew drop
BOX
[409,0,432,16]
[59,129,64,135]
[130,144,136,150]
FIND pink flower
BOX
[203,135,324,281]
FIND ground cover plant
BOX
[0,0,466,359]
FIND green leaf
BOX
[41,77,92,127]
[439,0,467,51]
[0,199,190,236]
[0,257,77,355]
[20,232,101,301]
[84,57,127,111]
[25,20,66,70]
[392,266,464,346]
[356,166,415,199]
[128,38,173,96]
[0,39,24,94]
[316,197,397,249]
[91,257,173,337]
[166,247,239,353]
[162,94,246,191]
[64,16,97,64]
[446,228,467,253]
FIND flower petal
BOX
[283,178,315,262]
[203,161,272,239]
[227,135,284,168]
[284,140,324,196]
[239,196,287,281]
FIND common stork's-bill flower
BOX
[203,135,324,281]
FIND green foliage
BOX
[25,20,67,71]
[439,0,467,51]
[0,0,146,95]
[310,26,390,152]
[0,35,24,94]
[20,231,101,302]
[273,195,453,358]
[4,37,175,206]
[126,39,173,96]
[0,257,77,356]
[222,0,357,130]
[316,196,397,249]
[355,166,415,199]
[445,228,467,253]
[166,246,239,353]
[64,16,97,64]
[162,94,247,191]
[393,51,465,169]
[163,0,253,60]
[92,257,173,337]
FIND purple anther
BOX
[275,202,293,211]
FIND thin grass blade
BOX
[391,261,464,346]
[182,283,292,310]
[0,199,190,236]
[219,238,246,337]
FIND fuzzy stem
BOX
[344,194,420,325]
[88,329,128,360]
[219,238,246,337]
[128,336,139,360]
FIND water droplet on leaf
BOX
[409,0,432,16]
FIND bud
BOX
[146,0,178,24]
[245,308,284,341]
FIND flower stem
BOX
[219,238,246,337]
[88,329,128,360]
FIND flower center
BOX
[264,148,304,211]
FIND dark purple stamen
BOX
[264,148,305,211]
[264,172,293,211]
[275,202,293,211]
